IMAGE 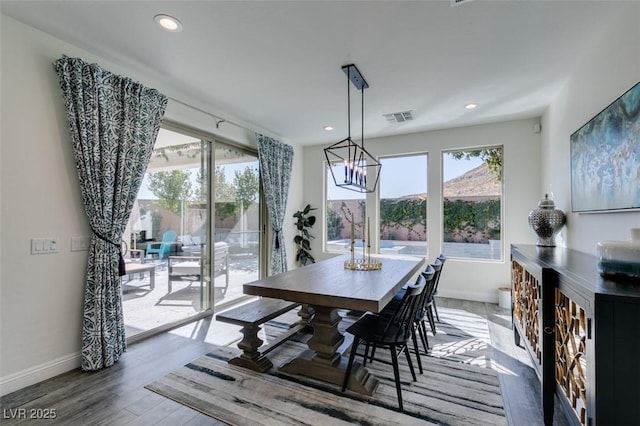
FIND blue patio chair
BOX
[145,230,177,260]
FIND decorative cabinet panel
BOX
[511,245,640,426]
[554,289,588,424]
[512,260,542,364]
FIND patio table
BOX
[123,263,156,289]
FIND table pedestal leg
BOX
[279,305,378,395]
[298,304,315,333]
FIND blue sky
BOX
[327,153,483,200]
[139,153,483,200]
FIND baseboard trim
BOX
[438,289,499,304]
[0,352,81,396]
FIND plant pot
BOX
[498,287,511,309]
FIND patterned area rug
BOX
[146,307,506,425]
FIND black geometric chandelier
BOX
[324,64,381,193]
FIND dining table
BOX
[243,254,425,395]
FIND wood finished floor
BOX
[1,298,569,425]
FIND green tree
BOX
[194,167,207,204]
[214,166,237,221]
[450,148,503,180]
[233,166,259,211]
[326,203,344,240]
[214,166,235,201]
[147,170,193,214]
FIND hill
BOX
[395,162,500,200]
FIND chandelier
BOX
[324,64,381,193]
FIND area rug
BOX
[146,307,506,425]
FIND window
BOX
[442,147,503,260]
[379,154,428,256]
[325,163,365,252]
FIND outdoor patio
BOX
[122,252,259,337]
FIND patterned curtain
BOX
[257,134,294,275]
[54,56,167,371]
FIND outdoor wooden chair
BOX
[146,230,177,260]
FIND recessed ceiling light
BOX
[465,103,478,110]
[323,126,334,131]
[154,14,182,32]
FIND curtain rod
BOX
[167,95,248,131]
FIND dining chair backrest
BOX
[146,230,178,260]
[415,265,436,318]
[382,273,427,342]
[162,230,177,243]
[428,259,442,299]
[433,254,446,292]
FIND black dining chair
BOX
[423,259,442,335]
[431,254,447,322]
[376,265,437,373]
[341,275,427,412]
[416,261,440,355]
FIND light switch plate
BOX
[31,238,59,254]
[71,236,91,251]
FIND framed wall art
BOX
[570,81,640,213]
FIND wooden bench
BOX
[216,298,305,372]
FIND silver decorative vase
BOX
[528,194,566,247]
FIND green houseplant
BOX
[293,204,317,266]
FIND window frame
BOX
[377,152,429,258]
[440,145,504,262]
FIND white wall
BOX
[541,3,640,255]
[0,15,302,394]
[303,118,542,303]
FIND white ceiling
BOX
[1,1,626,146]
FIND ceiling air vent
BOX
[383,111,414,123]
[451,0,474,6]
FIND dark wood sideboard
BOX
[510,244,640,426]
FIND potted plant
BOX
[293,204,317,266]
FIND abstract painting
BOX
[571,81,640,212]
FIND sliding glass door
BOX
[122,126,212,339]
[212,142,261,308]
[122,124,265,339]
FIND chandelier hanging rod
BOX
[324,64,380,193]
[342,64,368,146]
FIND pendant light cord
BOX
[361,82,365,149]
[347,66,351,139]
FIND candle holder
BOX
[344,215,382,270]
[344,258,383,271]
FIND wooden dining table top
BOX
[243,254,426,313]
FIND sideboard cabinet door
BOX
[511,244,640,426]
